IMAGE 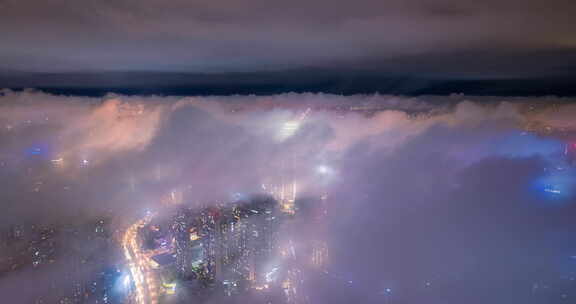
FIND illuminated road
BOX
[122,216,160,304]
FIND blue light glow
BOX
[25,143,51,158]
[533,166,576,202]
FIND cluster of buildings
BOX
[0,218,125,304]
[138,196,284,301]
[131,185,332,304]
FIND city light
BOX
[317,164,337,176]
[317,165,330,174]
[277,120,300,141]
[275,108,310,142]
[533,164,576,201]
[122,274,131,288]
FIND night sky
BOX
[1,0,576,95]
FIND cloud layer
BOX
[1,90,576,303]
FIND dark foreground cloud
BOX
[1,91,576,303]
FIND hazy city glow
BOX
[1,91,576,303]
